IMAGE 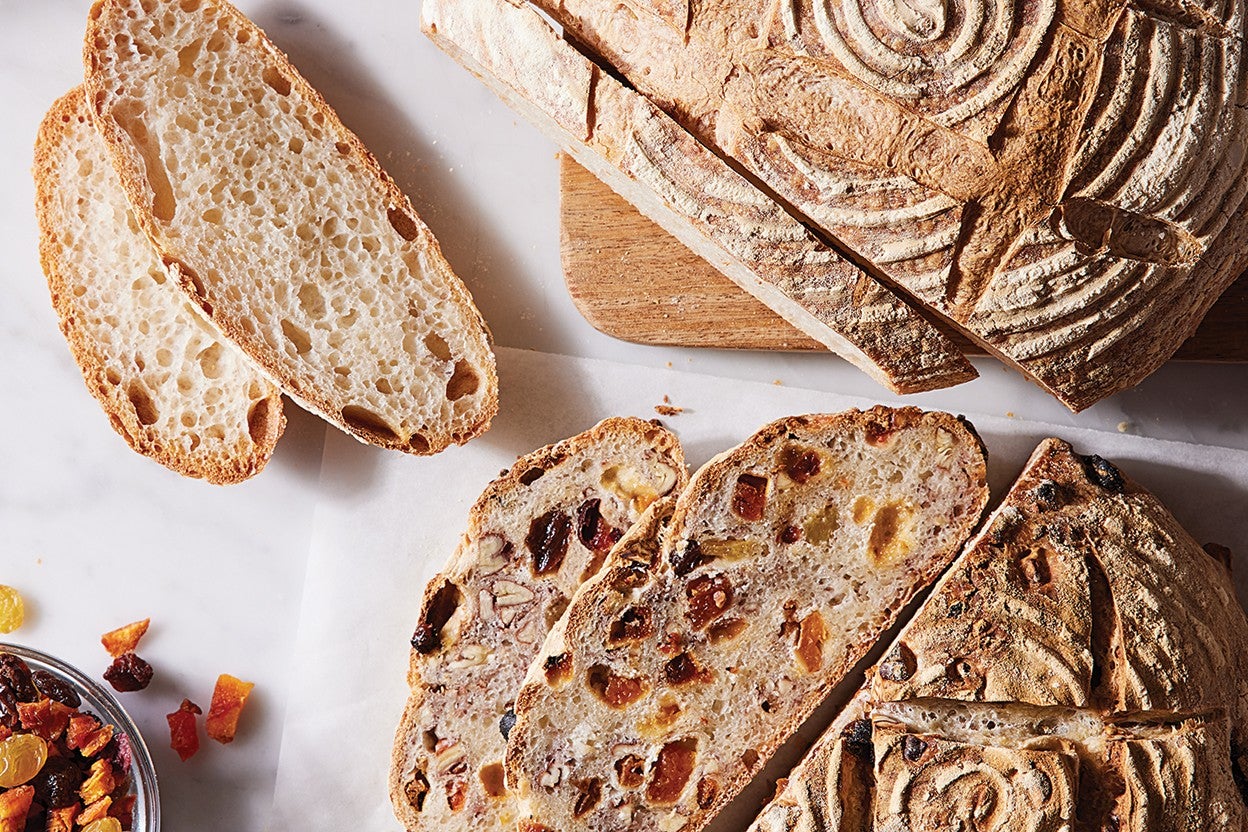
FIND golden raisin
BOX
[80,820,123,832]
[707,618,748,644]
[609,607,654,645]
[0,733,47,788]
[696,776,719,809]
[647,738,697,804]
[615,754,645,789]
[0,586,24,634]
[543,653,573,686]
[795,611,828,673]
[479,762,506,798]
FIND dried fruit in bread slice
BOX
[389,417,687,831]
[421,0,977,395]
[506,407,989,832]
[84,0,497,454]
[34,86,283,484]
[749,438,1248,832]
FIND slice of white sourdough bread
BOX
[83,0,497,455]
[749,438,1248,832]
[505,407,990,832]
[390,417,688,832]
[421,0,977,396]
[34,86,284,484]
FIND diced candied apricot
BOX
[79,817,123,832]
[685,574,733,630]
[16,698,72,741]
[76,795,111,826]
[586,665,648,709]
[100,619,150,658]
[0,785,33,832]
[646,738,697,804]
[66,715,113,757]
[45,803,79,832]
[79,758,116,805]
[795,611,829,673]
[167,699,202,761]
[206,674,255,744]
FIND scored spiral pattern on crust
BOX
[782,0,1056,128]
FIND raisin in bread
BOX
[84,0,497,454]
[34,86,284,484]
[389,418,687,832]
[506,407,989,832]
[747,438,1248,832]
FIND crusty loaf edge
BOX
[421,0,977,395]
[505,406,990,832]
[33,87,285,485]
[389,416,689,832]
[82,0,498,455]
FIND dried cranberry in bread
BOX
[34,87,284,484]
[389,418,686,832]
[84,0,497,454]
[748,438,1248,832]
[506,407,989,832]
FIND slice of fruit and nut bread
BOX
[34,86,283,484]
[749,438,1248,832]
[506,406,989,832]
[390,417,687,831]
[84,0,497,455]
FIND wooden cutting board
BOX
[559,155,1248,361]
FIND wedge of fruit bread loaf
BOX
[390,418,687,831]
[34,86,284,484]
[506,407,990,832]
[84,0,497,454]
[748,438,1248,832]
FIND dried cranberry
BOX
[576,499,623,555]
[412,581,461,655]
[780,446,821,484]
[731,474,768,521]
[30,755,84,809]
[31,670,81,708]
[527,510,572,575]
[0,653,37,703]
[104,652,153,692]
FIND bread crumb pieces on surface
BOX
[1117,421,1134,433]
[655,395,683,416]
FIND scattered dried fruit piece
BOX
[0,587,23,635]
[103,654,152,693]
[79,817,123,832]
[0,732,48,788]
[16,698,72,741]
[31,670,81,709]
[100,620,150,659]
[0,784,33,832]
[166,699,202,762]
[205,674,255,744]
[66,715,113,757]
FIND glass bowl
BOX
[0,642,160,831]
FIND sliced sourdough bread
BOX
[34,86,283,484]
[84,0,497,454]
[421,0,977,395]
[505,407,990,832]
[747,438,1248,832]
[389,418,687,832]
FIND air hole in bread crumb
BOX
[106,368,122,385]
[197,343,224,379]
[409,433,430,454]
[237,29,251,44]
[113,105,177,222]
[248,397,277,445]
[387,207,421,241]
[262,66,291,96]
[176,38,202,77]
[201,207,223,224]
[181,413,196,428]
[280,318,312,355]
[288,136,304,154]
[424,333,453,361]
[127,381,158,425]
[156,348,173,368]
[297,282,326,319]
[446,361,479,401]
[342,405,400,443]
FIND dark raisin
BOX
[731,474,768,521]
[864,420,895,446]
[499,706,517,741]
[947,600,965,617]
[527,510,572,575]
[576,499,623,555]
[1082,455,1124,493]
[1036,769,1053,802]
[669,540,707,577]
[609,606,653,645]
[30,755,83,810]
[663,653,711,685]
[411,581,461,655]
[31,670,81,708]
[780,446,821,484]
[103,652,153,692]
[0,690,16,729]
[1034,480,1061,509]
[0,653,37,703]
[878,644,916,682]
[902,735,928,762]
[778,525,801,544]
[843,719,873,762]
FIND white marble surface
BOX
[0,1,1246,830]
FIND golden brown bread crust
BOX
[33,87,285,484]
[748,438,1248,832]
[84,0,498,453]
[527,0,1248,410]
[506,407,990,832]
[389,418,687,832]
